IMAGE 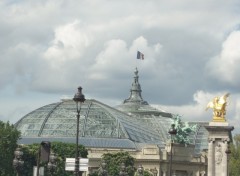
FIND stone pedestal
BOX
[205,122,234,176]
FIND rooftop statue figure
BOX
[134,165,144,176]
[98,160,108,176]
[171,115,197,145]
[206,93,230,122]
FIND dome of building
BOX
[116,67,172,117]
[15,98,168,149]
[15,68,209,154]
[115,67,209,154]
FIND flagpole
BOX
[135,57,138,69]
[135,51,138,68]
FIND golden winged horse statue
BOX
[206,93,230,122]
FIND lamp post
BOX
[168,124,177,176]
[225,144,231,176]
[13,147,24,176]
[73,86,85,176]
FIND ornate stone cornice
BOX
[205,126,234,132]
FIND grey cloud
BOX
[1,0,240,127]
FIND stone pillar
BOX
[207,138,215,176]
[222,139,229,175]
[172,170,176,176]
[205,123,234,176]
[200,171,206,176]
[187,170,193,176]
[162,170,167,176]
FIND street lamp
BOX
[73,86,85,176]
[168,124,177,176]
[13,147,24,176]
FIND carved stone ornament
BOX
[222,138,230,143]
[208,138,215,143]
[215,144,223,164]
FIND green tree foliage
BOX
[20,141,88,176]
[143,170,153,176]
[230,134,240,176]
[89,152,156,176]
[50,141,88,176]
[134,170,153,176]
[90,152,135,176]
[21,143,39,176]
[0,120,21,176]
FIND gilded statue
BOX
[206,93,230,122]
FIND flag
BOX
[137,51,144,60]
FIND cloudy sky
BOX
[0,0,240,133]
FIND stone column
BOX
[207,138,215,176]
[172,170,176,176]
[162,170,167,176]
[222,139,229,176]
[200,171,206,176]
[187,170,193,176]
[205,124,234,176]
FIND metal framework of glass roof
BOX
[15,99,166,144]
[15,68,209,154]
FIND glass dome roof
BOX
[15,67,209,154]
[15,99,167,145]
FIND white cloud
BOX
[1,0,240,135]
[88,36,162,80]
[154,91,240,135]
[44,20,93,68]
[154,91,236,123]
[206,31,240,86]
[154,91,212,121]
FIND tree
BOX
[230,134,240,176]
[89,152,135,176]
[21,143,39,176]
[143,170,153,176]
[0,120,21,176]
[20,141,88,176]
[49,141,88,176]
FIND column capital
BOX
[208,138,215,143]
[200,171,206,176]
[222,138,230,143]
